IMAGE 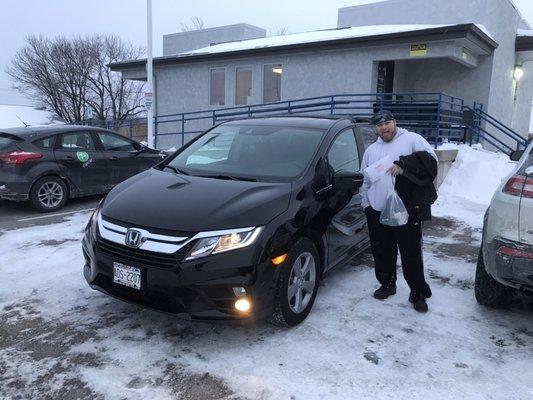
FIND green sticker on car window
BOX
[77,151,89,162]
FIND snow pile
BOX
[433,144,516,228]
[0,104,63,129]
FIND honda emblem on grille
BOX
[125,229,144,248]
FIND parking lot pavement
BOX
[0,196,103,231]
[0,215,532,400]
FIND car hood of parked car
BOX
[101,168,292,232]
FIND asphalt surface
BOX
[0,196,103,231]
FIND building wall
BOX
[153,41,487,148]
[163,24,266,56]
[338,0,531,138]
[393,58,492,107]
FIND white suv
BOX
[476,141,533,307]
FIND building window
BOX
[235,67,253,106]
[210,68,226,106]
[263,64,282,103]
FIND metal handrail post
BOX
[181,114,185,146]
[153,115,158,149]
[434,93,442,148]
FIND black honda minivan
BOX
[83,116,370,326]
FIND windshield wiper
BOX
[197,174,257,182]
[163,165,189,175]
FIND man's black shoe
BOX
[409,286,432,303]
[410,291,429,313]
[373,283,396,300]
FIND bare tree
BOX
[274,27,289,36]
[7,34,145,124]
[180,16,206,32]
[85,35,145,124]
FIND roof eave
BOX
[109,23,498,71]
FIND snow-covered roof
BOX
[0,105,63,129]
[517,29,533,37]
[179,24,495,57]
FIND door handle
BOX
[111,156,119,160]
[65,156,74,161]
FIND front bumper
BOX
[483,237,533,292]
[82,228,276,322]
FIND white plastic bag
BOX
[364,155,394,183]
[380,188,409,226]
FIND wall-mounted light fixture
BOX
[514,65,524,80]
[272,68,283,74]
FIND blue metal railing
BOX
[152,92,466,148]
[466,105,528,155]
[81,92,528,155]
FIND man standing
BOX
[361,110,438,312]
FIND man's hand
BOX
[388,164,403,176]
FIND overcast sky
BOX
[2,0,533,106]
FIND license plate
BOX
[113,262,141,290]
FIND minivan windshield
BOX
[166,124,325,182]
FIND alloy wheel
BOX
[37,181,64,208]
[287,252,316,314]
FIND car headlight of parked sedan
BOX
[185,227,263,260]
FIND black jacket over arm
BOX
[394,151,438,221]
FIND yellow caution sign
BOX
[410,44,427,57]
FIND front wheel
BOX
[270,237,320,327]
[30,176,68,212]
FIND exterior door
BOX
[53,131,109,194]
[95,131,148,185]
[325,128,367,270]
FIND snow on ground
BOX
[0,104,63,129]
[433,144,517,229]
[0,213,531,399]
[1,144,532,399]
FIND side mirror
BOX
[333,170,364,193]
[510,150,524,161]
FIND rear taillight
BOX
[503,175,533,198]
[499,245,533,259]
[0,150,43,164]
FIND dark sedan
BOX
[83,116,370,326]
[0,125,165,212]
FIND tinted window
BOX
[33,136,55,149]
[210,68,225,106]
[60,132,95,150]
[0,134,20,150]
[97,133,136,151]
[328,129,359,172]
[263,64,282,103]
[235,67,252,106]
[168,124,325,182]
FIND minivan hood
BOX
[102,169,292,232]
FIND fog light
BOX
[234,298,251,312]
[272,253,288,265]
[232,286,247,297]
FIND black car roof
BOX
[221,115,360,129]
[0,124,114,140]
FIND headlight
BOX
[86,199,104,238]
[185,227,263,261]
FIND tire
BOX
[474,248,513,308]
[269,237,320,327]
[30,176,68,212]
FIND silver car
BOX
[476,141,533,307]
